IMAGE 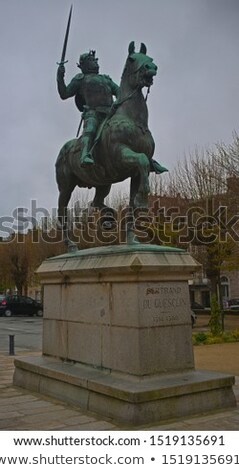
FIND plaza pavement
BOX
[0,343,239,430]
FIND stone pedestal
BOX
[14,245,236,425]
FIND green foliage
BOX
[193,330,239,345]
[193,332,208,344]
[209,295,222,335]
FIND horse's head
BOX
[121,42,158,91]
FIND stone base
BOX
[13,245,236,425]
[13,355,236,425]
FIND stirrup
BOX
[80,153,94,168]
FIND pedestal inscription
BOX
[139,281,191,326]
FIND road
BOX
[194,313,239,332]
[0,313,238,355]
[0,317,42,354]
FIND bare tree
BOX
[0,228,65,295]
[216,131,239,177]
[167,143,239,316]
[171,145,228,200]
[149,172,171,196]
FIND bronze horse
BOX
[56,42,167,236]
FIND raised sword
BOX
[57,5,73,65]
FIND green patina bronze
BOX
[56,21,167,243]
[57,49,120,166]
[50,244,184,260]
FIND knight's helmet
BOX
[77,50,98,74]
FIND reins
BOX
[113,82,151,111]
[87,71,151,152]
[112,87,139,110]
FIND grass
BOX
[193,330,239,345]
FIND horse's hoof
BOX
[127,231,140,245]
[64,238,78,253]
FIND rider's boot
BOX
[79,135,94,167]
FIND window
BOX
[221,276,230,300]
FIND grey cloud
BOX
[0,0,239,220]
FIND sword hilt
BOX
[56,60,68,66]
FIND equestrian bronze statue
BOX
[56,40,167,243]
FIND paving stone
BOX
[1,346,239,430]
[69,421,118,430]
[62,415,100,426]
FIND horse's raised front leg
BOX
[120,147,150,208]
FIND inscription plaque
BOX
[139,281,191,326]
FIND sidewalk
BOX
[0,344,239,430]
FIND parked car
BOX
[0,295,43,317]
[227,299,239,310]
[191,301,205,313]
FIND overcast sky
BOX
[0,0,239,225]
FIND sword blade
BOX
[60,4,73,64]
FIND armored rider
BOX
[57,50,119,167]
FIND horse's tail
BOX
[55,140,71,168]
[55,140,76,190]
